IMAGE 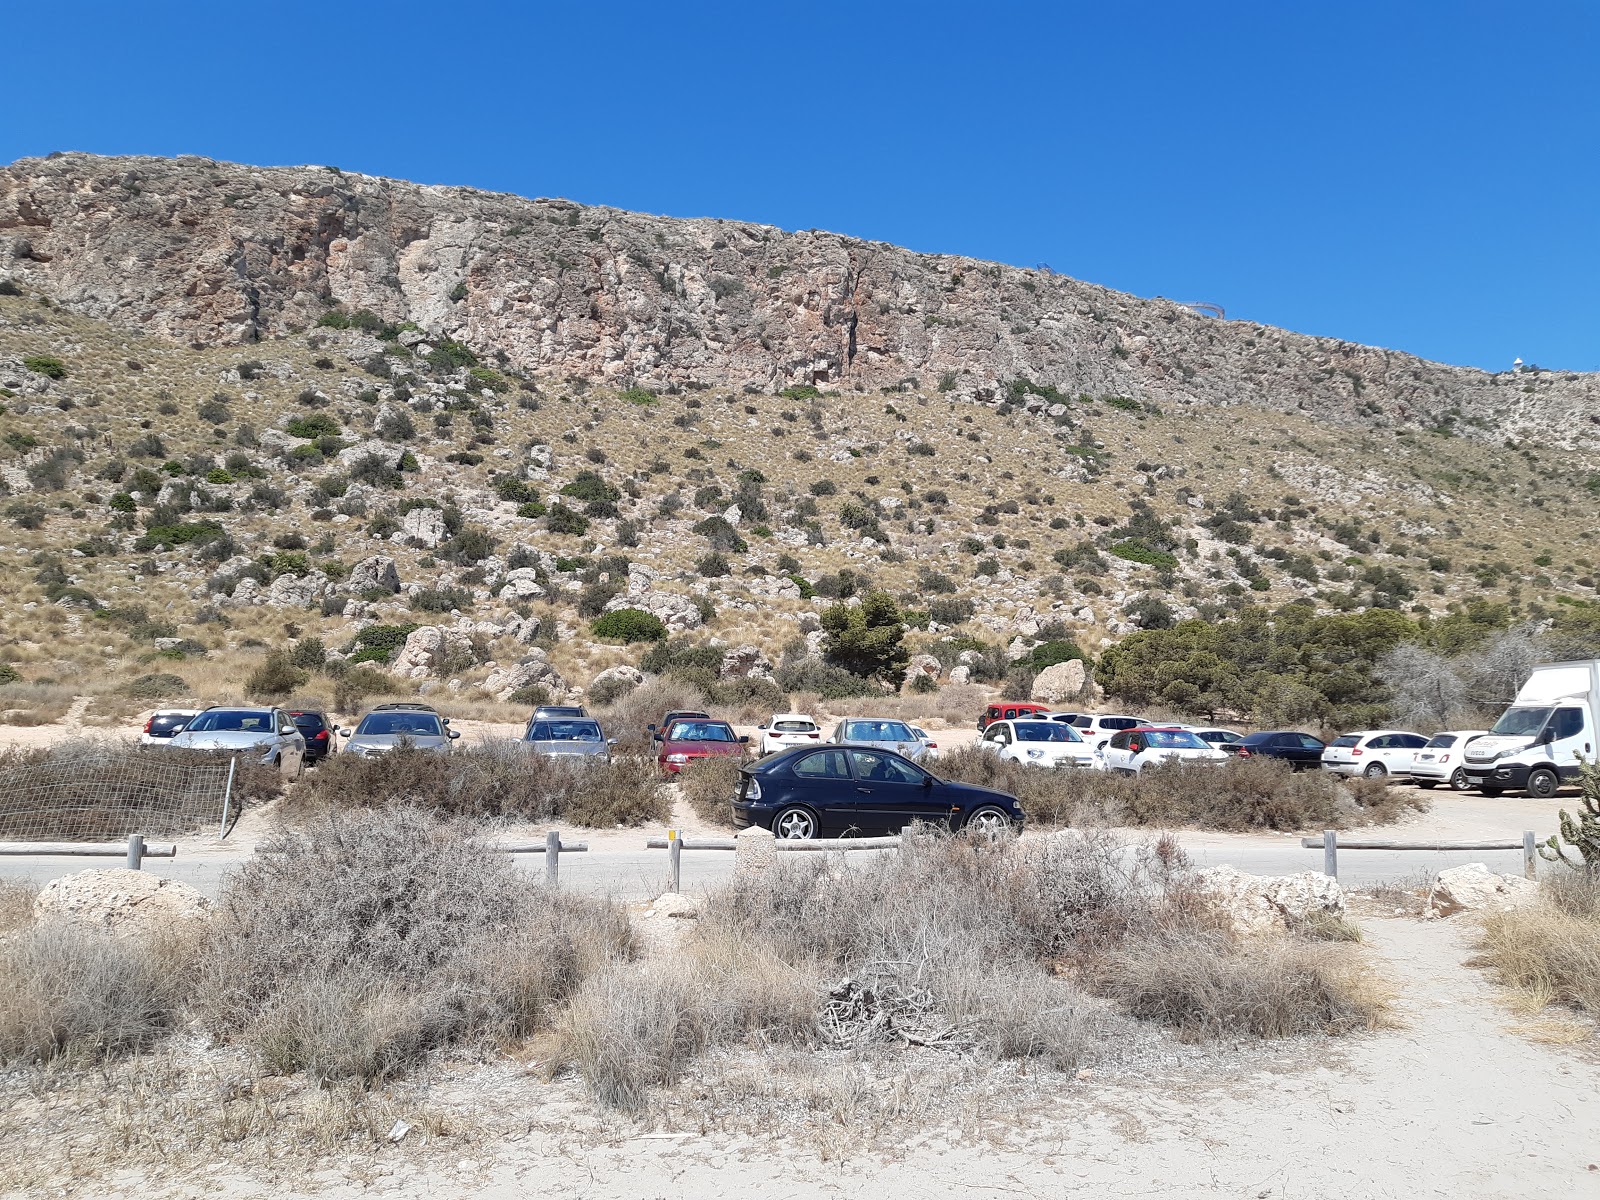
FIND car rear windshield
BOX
[1329,735,1360,748]
[291,713,327,733]
[773,719,817,733]
[1425,734,1456,748]
[666,721,735,742]
[843,720,915,742]
[147,714,191,735]
[528,720,601,742]
[357,713,443,737]
[185,710,276,733]
[1144,730,1208,749]
[1015,723,1080,742]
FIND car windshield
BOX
[667,721,735,742]
[773,719,817,733]
[1015,723,1081,742]
[527,720,601,742]
[1144,730,1208,749]
[843,720,916,742]
[185,710,276,733]
[357,713,443,737]
[1490,706,1553,738]
[1330,735,1360,748]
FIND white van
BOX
[1462,660,1598,799]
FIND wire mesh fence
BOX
[0,744,239,842]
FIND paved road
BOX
[0,837,1538,901]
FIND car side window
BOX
[793,750,850,779]
[1366,735,1390,749]
[1108,732,1128,750]
[1003,708,1017,721]
[1553,708,1585,740]
[847,749,922,784]
[1300,734,1323,749]
[1127,736,1144,753]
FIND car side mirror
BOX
[647,724,657,732]
[652,731,663,741]
[922,775,934,788]
[757,723,767,730]
[1537,728,1555,745]
[339,729,351,737]
[607,738,617,745]
[448,730,461,740]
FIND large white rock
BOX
[1031,659,1088,703]
[591,664,645,693]
[720,644,774,681]
[391,625,473,678]
[34,868,210,937]
[1195,866,1346,935]
[348,554,400,594]
[1427,864,1540,918]
[267,571,331,609]
[482,651,566,702]
[401,506,447,548]
[499,567,546,600]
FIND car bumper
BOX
[1409,762,1454,782]
[1465,762,1530,788]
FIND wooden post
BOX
[1322,829,1337,879]
[545,829,559,887]
[668,828,681,894]
[1523,830,1537,880]
[126,833,145,871]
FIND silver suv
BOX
[341,704,460,757]
[165,705,307,777]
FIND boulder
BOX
[503,613,543,644]
[1427,864,1540,918]
[606,589,702,633]
[499,567,546,600]
[733,825,777,877]
[349,554,401,594]
[266,571,331,609]
[230,576,263,605]
[591,663,644,693]
[903,653,942,688]
[948,665,972,686]
[482,651,566,702]
[392,625,473,678]
[720,644,773,681]
[34,868,210,937]
[401,506,447,548]
[1031,659,1088,703]
[1195,866,1346,935]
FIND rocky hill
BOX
[0,152,1596,724]
[4,154,1597,448]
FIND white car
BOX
[1192,727,1244,752]
[1409,730,1489,790]
[1100,727,1228,774]
[1321,730,1430,780]
[908,725,942,760]
[1047,712,1148,749]
[757,713,823,756]
[140,708,200,746]
[979,719,1099,768]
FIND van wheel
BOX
[1525,768,1559,800]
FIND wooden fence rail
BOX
[1300,829,1539,880]
[0,834,176,869]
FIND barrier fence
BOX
[1303,829,1540,880]
[0,747,238,843]
[646,829,902,892]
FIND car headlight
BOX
[1026,748,1044,759]
[665,752,689,764]
[1492,746,1523,761]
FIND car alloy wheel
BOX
[1362,761,1387,780]
[1448,767,1470,791]
[773,806,817,840]
[965,805,1011,837]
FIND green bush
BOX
[123,672,188,700]
[135,521,225,551]
[560,470,621,506]
[592,608,668,643]
[620,387,656,406]
[1109,539,1178,568]
[286,413,340,440]
[547,504,589,536]
[247,652,309,698]
[23,355,66,380]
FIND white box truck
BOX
[1462,659,1599,798]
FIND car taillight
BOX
[1350,748,1363,756]
[143,718,153,734]
[1237,748,1251,757]
[314,730,329,741]
[926,742,938,749]
[808,732,819,738]
[1439,753,1449,762]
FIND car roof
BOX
[769,712,815,721]
[372,702,439,713]
[201,704,275,713]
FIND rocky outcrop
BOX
[392,625,472,678]
[1195,866,1346,935]
[902,653,942,688]
[482,650,565,702]
[4,154,1595,445]
[498,567,545,600]
[590,663,644,694]
[266,571,331,609]
[606,564,702,633]
[34,868,210,936]
[720,644,774,681]
[400,506,447,548]
[348,554,400,594]
[1427,864,1539,918]
[1031,659,1089,704]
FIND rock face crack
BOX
[0,151,1596,444]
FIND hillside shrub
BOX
[247,652,309,698]
[123,673,188,700]
[23,355,66,380]
[592,608,667,643]
[286,413,340,440]
[547,503,589,536]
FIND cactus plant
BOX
[1539,758,1600,871]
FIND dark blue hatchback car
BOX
[731,744,1024,840]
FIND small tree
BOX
[820,591,909,685]
[592,608,667,643]
[1540,759,1600,872]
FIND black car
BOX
[289,710,338,762]
[732,745,1024,839]
[1233,730,1327,770]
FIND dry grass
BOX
[932,745,1427,832]
[0,682,77,725]
[556,827,1385,1112]
[1476,871,1600,1019]
[595,674,709,755]
[289,741,668,827]
[197,807,634,1083]
[0,879,37,935]
[676,755,743,828]
[0,922,186,1065]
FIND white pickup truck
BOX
[1463,660,1599,799]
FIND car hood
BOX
[937,778,1020,807]
[168,731,279,753]
[525,739,608,757]
[346,734,450,753]
[1462,735,1530,762]
[840,738,926,758]
[662,739,742,756]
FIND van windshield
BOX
[1490,706,1553,738]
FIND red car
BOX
[655,717,748,774]
[978,702,1053,731]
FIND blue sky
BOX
[3,1,1595,372]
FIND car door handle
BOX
[856,786,871,794]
